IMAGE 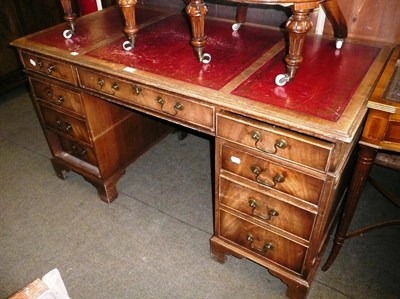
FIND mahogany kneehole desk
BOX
[11,5,392,299]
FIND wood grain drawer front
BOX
[30,79,84,116]
[40,105,90,143]
[384,115,400,144]
[21,52,76,84]
[219,177,315,241]
[219,211,307,274]
[77,68,214,131]
[57,135,97,166]
[220,144,324,205]
[217,113,333,172]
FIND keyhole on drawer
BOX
[97,79,105,92]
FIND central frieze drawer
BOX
[30,78,84,116]
[40,105,90,143]
[77,68,215,131]
[219,177,315,241]
[217,112,333,172]
[20,52,77,84]
[219,211,307,274]
[220,144,325,205]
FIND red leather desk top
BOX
[28,6,380,122]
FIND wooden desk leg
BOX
[60,0,76,39]
[321,0,348,48]
[322,145,378,271]
[186,0,211,64]
[119,0,138,51]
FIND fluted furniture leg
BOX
[322,145,377,271]
[119,0,138,50]
[185,0,347,86]
[282,5,315,84]
[186,0,211,63]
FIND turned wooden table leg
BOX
[322,145,377,271]
[276,6,313,86]
[321,0,348,48]
[118,0,138,51]
[60,0,76,38]
[186,0,211,64]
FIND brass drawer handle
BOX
[56,96,65,105]
[131,84,142,95]
[250,165,285,188]
[65,123,72,132]
[46,90,64,105]
[156,96,184,116]
[47,64,56,74]
[56,119,73,133]
[247,234,273,253]
[97,78,119,95]
[248,198,279,221]
[250,130,287,154]
[72,144,87,157]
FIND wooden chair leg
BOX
[236,3,248,25]
[321,0,348,48]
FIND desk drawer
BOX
[219,211,307,274]
[219,177,315,241]
[30,78,84,116]
[77,68,215,131]
[217,112,333,172]
[58,134,97,166]
[220,144,324,205]
[40,105,90,143]
[20,52,76,84]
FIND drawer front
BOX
[219,211,307,274]
[58,134,97,166]
[384,114,400,144]
[217,112,333,172]
[40,105,90,143]
[30,78,84,116]
[219,177,315,241]
[77,68,215,131]
[220,144,324,205]
[21,52,76,84]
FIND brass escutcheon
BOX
[97,78,105,92]
[111,82,119,95]
[131,84,142,95]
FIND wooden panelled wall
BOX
[321,0,400,44]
